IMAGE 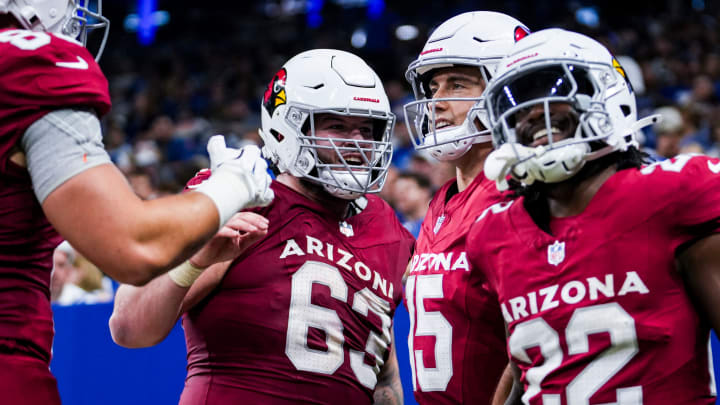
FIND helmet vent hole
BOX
[620,105,632,117]
[270,129,285,142]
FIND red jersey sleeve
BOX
[0,29,110,168]
[638,154,720,248]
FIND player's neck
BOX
[546,165,616,218]
[453,143,491,192]
[277,174,352,219]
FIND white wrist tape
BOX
[193,169,252,229]
[167,260,206,288]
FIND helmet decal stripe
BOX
[514,25,530,42]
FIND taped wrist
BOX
[193,169,253,230]
[167,260,206,287]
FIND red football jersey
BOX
[0,28,110,362]
[468,154,720,404]
[405,174,509,404]
[181,179,415,404]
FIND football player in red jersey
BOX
[401,11,529,405]
[471,28,720,404]
[109,49,415,405]
[0,1,273,403]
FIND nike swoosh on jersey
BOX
[55,56,89,70]
[708,161,720,174]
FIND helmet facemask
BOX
[285,105,394,200]
[70,0,109,61]
[404,63,496,161]
[484,61,624,187]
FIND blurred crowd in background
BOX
[51,0,720,301]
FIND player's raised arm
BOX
[109,211,269,347]
[36,126,273,285]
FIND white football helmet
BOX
[0,0,109,60]
[403,11,530,161]
[483,28,658,189]
[259,49,395,200]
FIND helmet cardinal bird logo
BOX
[263,68,288,116]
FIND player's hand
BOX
[195,135,275,229]
[206,136,275,208]
[189,212,269,269]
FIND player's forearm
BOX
[492,363,514,405]
[504,380,524,405]
[503,362,524,405]
[109,275,188,348]
[68,194,218,285]
[373,376,403,405]
[116,192,221,280]
[373,336,403,405]
[43,165,221,285]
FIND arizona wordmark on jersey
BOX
[279,236,396,299]
[469,154,720,404]
[406,174,509,405]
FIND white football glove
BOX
[195,135,274,229]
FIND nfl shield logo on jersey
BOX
[433,215,446,234]
[339,221,354,237]
[547,240,565,266]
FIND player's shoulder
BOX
[0,29,95,67]
[467,197,518,245]
[365,194,409,226]
[427,177,455,208]
[363,194,414,240]
[0,29,110,114]
[615,154,720,197]
[636,153,719,179]
[365,193,395,214]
